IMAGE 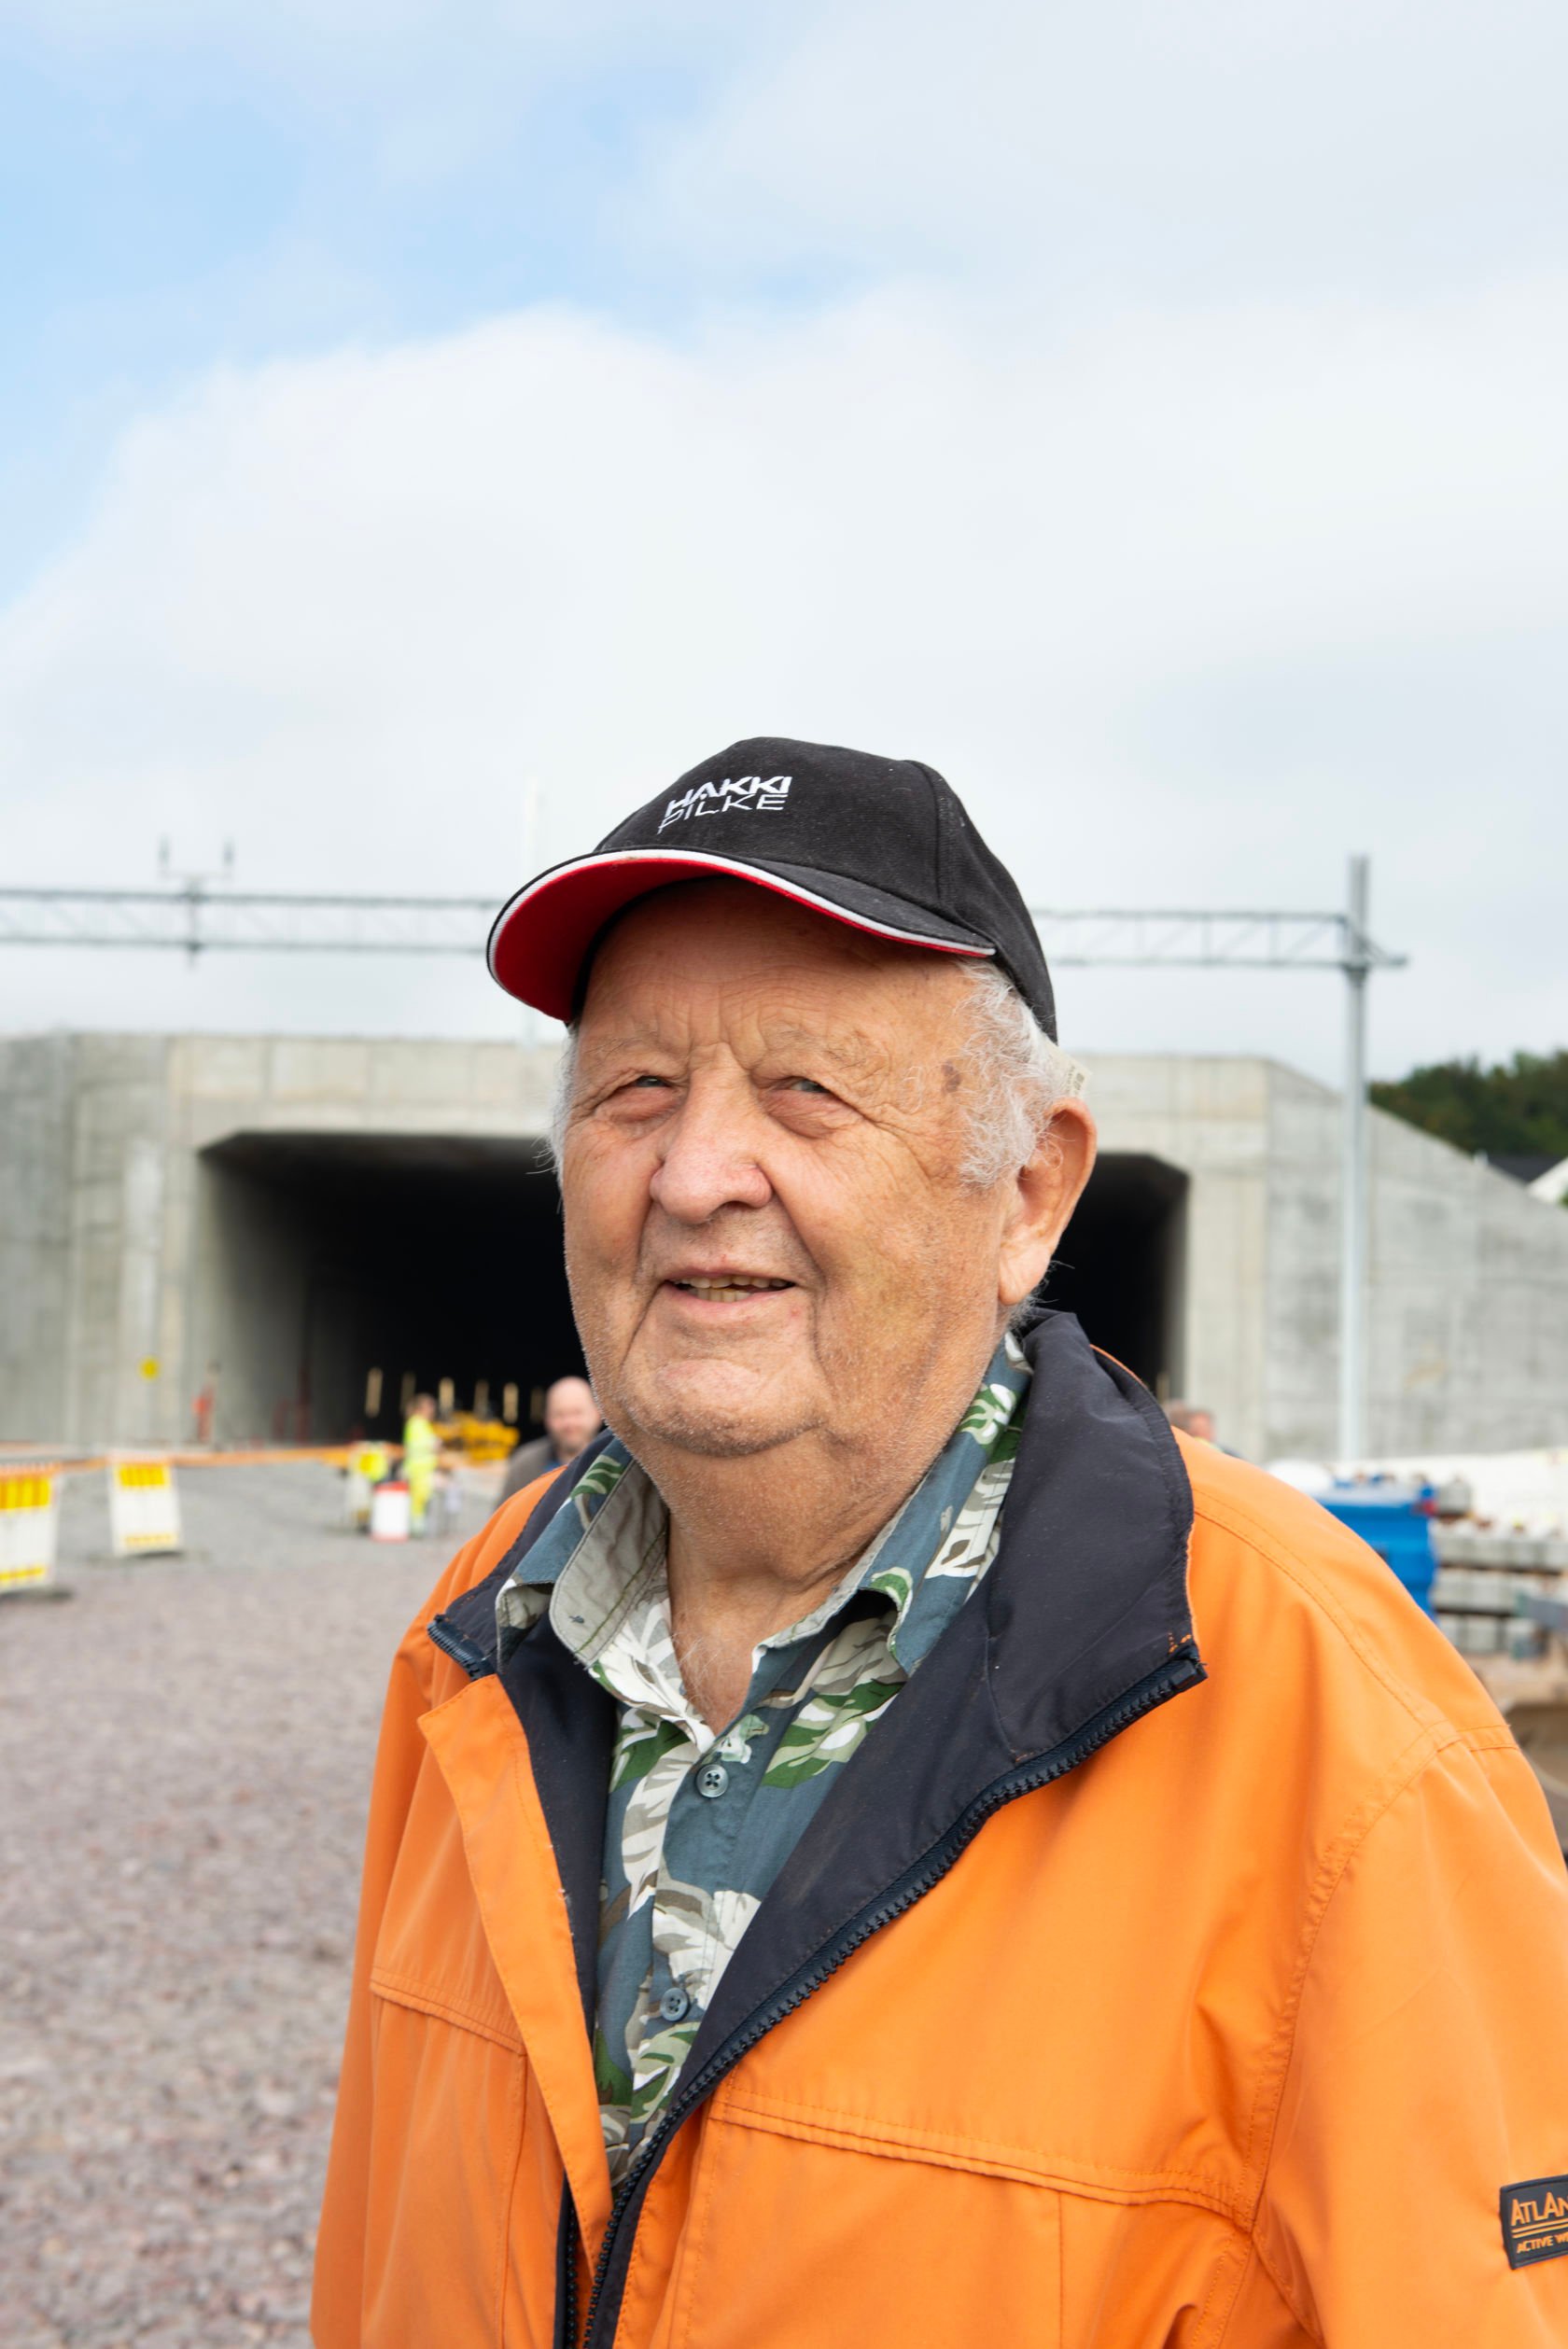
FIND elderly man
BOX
[315,738,1568,2349]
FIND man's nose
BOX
[648,1083,773,1223]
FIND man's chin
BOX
[614,1363,816,1461]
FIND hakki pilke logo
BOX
[658,774,792,832]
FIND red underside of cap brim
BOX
[488,850,988,1020]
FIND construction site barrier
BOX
[370,1480,413,1542]
[343,1444,394,1529]
[107,1455,184,1557]
[0,1464,60,1591]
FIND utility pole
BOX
[158,837,235,962]
[1035,870,1400,1462]
[1337,856,1372,1462]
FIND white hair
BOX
[952,960,1085,1187]
[548,1028,579,1173]
[545,958,1083,1184]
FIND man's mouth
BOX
[665,1276,795,1305]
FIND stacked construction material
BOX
[1431,1520,1568,1657]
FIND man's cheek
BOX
[565,1172,640,1283]
[803,1156,916,1262]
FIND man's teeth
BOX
[675,1277,791,1296]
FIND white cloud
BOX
[647,0,1567,300]
[11,0,1563,309]
[3,270,1564,1080]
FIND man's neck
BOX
[640,1380,987,1729]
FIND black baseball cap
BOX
[488,734,1056,1038]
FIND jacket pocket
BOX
[693,2090,1251,2349]
[675,2091,1062,2349]
[370,1964,524,2051]
[356,1979,527,2348]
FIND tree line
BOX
[1371,1049,1568,1165]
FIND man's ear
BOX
[997,1099,1097,1311]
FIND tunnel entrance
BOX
[196,1130,579,1446]
[1045,1153,1187,1398]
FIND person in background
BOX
[498,1373,602,1502]
[432,1454,465,1537]
[1166,1399,1243,1458]
[401,1392,441,1533]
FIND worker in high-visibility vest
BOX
[401,1394,441,1534]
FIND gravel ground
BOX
[1,1461,490,2349]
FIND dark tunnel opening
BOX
[198,1131,580,1445]
[195,1134,1188,1445]
[1045,1153,1188,1398]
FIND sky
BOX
[1,0,1564,1086]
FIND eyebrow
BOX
[759,1021,887,1076]
[576,1019,889,1080]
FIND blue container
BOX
[1318,1481,1437,1615]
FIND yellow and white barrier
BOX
[0,1465,60,1590]
[107,1456,183,1557]
[370,1479,412,1542]
[343,1443,392,1530]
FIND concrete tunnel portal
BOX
[198,1131,583,1447]
[195,1131,1187,1447]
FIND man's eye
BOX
[628,1074,671,1090]
[783,1077,832,1097]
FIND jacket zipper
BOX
[574,1647,1201,2348]
[427,1615,497,1677]
[555,2186,579,2349]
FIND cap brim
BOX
[488,848,995,1019]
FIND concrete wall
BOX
[1366,1089,1568,1455]
[0,1036,78,1445]
[4,1031,1567,1458]
[165,1033,559,1154]
[191,1154,318,1447]
[1255,1064,1338,1459]
[0,1035,181,1445]
[1084,1056,1272,1461]
[0,1034,558,1447]
[1248,1062,1568,1458]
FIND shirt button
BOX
[695,1761,729,1800]
[658,1986,690,2022]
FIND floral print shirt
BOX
[495,1334,1030,2185]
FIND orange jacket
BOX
[315,1320,1568,2347]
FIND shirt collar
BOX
[496,1333,1030,1673]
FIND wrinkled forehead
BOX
[576,877,975,1059]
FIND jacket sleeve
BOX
[311,1480,561,2347]
[1249,1730,1568,2345]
